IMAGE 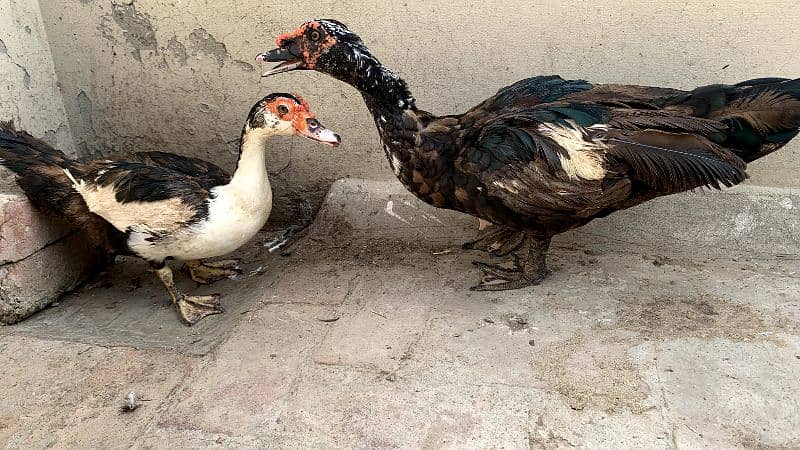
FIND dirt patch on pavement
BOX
[531,333,648,413]
[614,293,797,342]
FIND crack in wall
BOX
[0,37,31,90]
[0,228,79,267]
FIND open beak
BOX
[294,117,340,147]
[256,42,305,77]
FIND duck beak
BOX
[257,42,305,77]
[294,117,341,147]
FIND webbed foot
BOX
[176,293,225,326]
[183,259,241,284]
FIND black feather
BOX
[128,151,230,189]
[606,132,747,191]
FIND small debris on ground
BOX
[248,266,267,277]
[120,391,149,414]
[371,310,387,319]
[483,317,494,324]
[432,249,452,255]
[379,370,397,382]
[317,317,340,323]
[503,314,529,331]
[507,315,527,326]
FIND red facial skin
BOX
[275,21,337,70]
[264,94,315,135]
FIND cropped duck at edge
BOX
[258,20,800,291]
[0,94,340,325]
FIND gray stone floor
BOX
[1,179,798,449]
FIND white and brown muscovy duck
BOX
[0,93,340,325]
[257,20,800,291]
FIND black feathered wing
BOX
[67,161,212,235]
[460,107,749,228]
[126,151,231,190]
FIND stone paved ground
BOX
[1,179,798,449]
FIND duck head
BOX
[257,20,415,109]
[243,93,340,146]
[257,20,365,79]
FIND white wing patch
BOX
[492,180,521,194]
[538,121,607,181]
[391,153,402,177]
[64,168,194,234]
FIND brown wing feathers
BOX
[559,78,800,192]
[602,130,748,192]
[666,78,800,162]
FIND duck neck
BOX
[229,131,270,193]
[326,49,421,165]
[325,46,417,121]
[358,69,416,115]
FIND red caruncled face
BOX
[274,21,337,69]
[254,93,340,147]
[257,20,353,76]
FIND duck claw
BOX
[176,293,224,326]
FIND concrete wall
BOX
[26,0,800,221]
[0,0,75,156]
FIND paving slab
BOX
[0,334,195,448]
[0,178,798,449]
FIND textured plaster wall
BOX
[35,0,800,221]
[0,0,75,157]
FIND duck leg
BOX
[182,259,241,284]
[154,264,224,326]
[264,200,315,254]
[470,232,550,291]
[462,224,526,256]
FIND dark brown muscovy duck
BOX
[0,93,340,324]
[258,20,800,292]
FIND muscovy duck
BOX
[0,93,340,324]
[258,20,800,291]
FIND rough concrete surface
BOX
[0,190,72,264]
[1,179,798,448]
[0,186,104,324]
[1,1,799,447]
[0,0,75,155]
[36,0,800,222]
[0,231,104,324]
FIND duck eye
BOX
[278,104,290,115]
[309,30,321,42]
